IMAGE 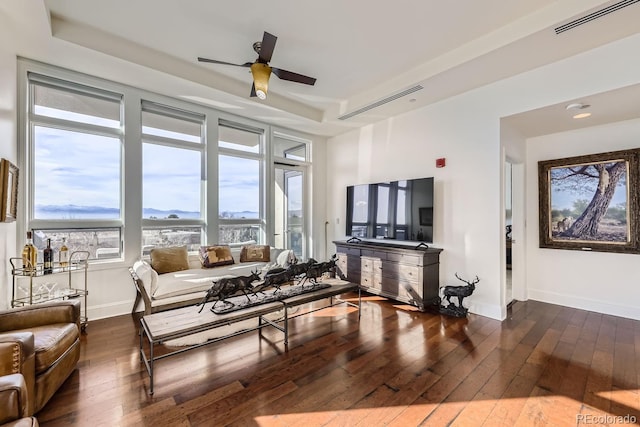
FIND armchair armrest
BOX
[0,300,81,333]
[0,374,29,424]
[0,335,34,377]
[0,335,36,416]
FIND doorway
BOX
[504,160,525,306]
[505,161,514,304]
[274,164,305,259]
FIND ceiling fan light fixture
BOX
[251,63,272,99]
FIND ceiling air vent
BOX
[338,85,424,120]
[555,0,640,34]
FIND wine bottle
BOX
[21,231,37,273]
[59,237,69,270]
[43,238,53,274]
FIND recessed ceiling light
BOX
[566,102,591,110]
[573,112,592,119]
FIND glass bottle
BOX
[59,237,69,270]
[21,231,37,273]
[43,238,53,274]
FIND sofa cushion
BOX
[151,262,269,300]
[13,324,79,375]
[150,246,189,274]
[199,245,234,268]
[239,245,270,262]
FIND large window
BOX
[27,74,124,260]
[141,102,205,253]
[20,61,316,264]
[218,122,264,244]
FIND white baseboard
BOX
[527,288,640,321]
[468,301,505,321]
[87,301,134,321]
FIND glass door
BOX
[274,165,305,259]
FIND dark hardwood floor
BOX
[36,295,640,426]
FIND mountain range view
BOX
[35,204,259,219]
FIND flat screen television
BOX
[346,177,434,243]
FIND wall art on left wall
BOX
[0,158,19,222]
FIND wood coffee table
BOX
[139,279,360,393]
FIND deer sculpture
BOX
[440,273,479,314]
[198,270,262,312]
[300,254,337,288]
[288,257,317,279]
[251,267,292,295]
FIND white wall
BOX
[526,119,640,320]
[327,33,640,320]
[0,12,18,310]
[327,102,504,319]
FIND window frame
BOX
[24,72,125,261]
[17,59,318,267]
[270,129,312,258]
[217,119,266,245]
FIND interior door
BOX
[274,164,305,259]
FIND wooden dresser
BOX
[333,240,443,312]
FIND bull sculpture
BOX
[198,270,262,312]
[439,273,479,318]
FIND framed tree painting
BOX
[0,158,19,223]
[538,148,640,254]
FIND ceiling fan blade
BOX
[197,57,252,67]
[250,82,257,98]
[258,32,277,63]
[271,67,316,86]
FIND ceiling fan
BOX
[198,31,317,100]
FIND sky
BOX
[32,110,299,219]
[550,165,627,211]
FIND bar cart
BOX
[10,251,90,331]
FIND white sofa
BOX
[130,247,295,315]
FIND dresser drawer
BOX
[361,257,374,273]
[361,249,387,260]
[381,262,421,283]
[361,274,382,290]
[386,252,422,265]
[361,256,382,273]
[338,247,361,257]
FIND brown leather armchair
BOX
[0,300,81,415]
[0,374,38,427]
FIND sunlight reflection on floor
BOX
[252,394,640,427]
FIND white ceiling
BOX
[2,0,640,137]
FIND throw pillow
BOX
[199,245,234,268]
[133,260,160,297]
[239,244,271,262]
[149,246,190,274]
[276,249,297,268]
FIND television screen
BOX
[346,177,434,243]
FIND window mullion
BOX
[141,135,203,151]
[30,115,122,139]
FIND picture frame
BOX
[538,148,640,254]
[0,158,19,223]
